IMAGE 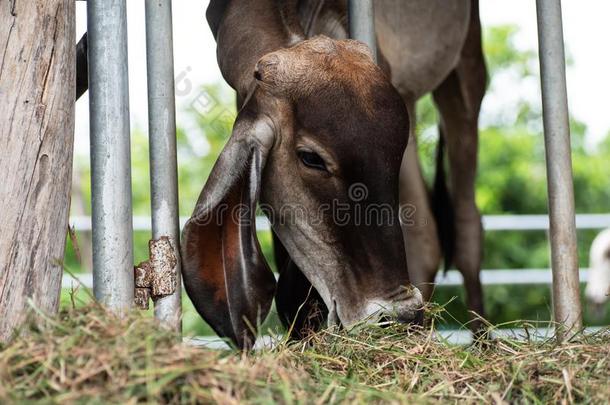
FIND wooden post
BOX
[0,0,75,341]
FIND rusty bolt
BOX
[133,236,178,309]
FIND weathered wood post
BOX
[0,0,75,341]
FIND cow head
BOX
[182,36,423,348]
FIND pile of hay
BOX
[0,304,608,403]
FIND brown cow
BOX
[182,0,486,348]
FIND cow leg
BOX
[432,5,487,332]
[399,100,442,303]
[272,232,327,338]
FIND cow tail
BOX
[432,131,455,273]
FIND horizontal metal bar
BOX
[68,215,267,232]
[435,268,589,286]
[68,214,610,233]
[483,214,610,231]
[62,268,590,289]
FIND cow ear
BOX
[206,0,229,39]
[181,105,276,349]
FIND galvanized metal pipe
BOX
[535,0,582,340]
[87,0,134,312]
[145,0,182,332]
[348,0,377,62]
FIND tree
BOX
[0,0,75,341]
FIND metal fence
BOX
[63,214,606,289]
[83,0,583,340]
[86,0,181,331]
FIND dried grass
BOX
[0,301,608,404]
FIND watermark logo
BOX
[348,183,368,202]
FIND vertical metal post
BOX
[87,0,134,311]
[348,0,377,63]
[145,0,182,332]
[535,0,582,340]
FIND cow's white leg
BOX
[586,228,610,310]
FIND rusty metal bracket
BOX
[134,236,178,310]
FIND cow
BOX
[586,228,610,315]
[181,0,487,348]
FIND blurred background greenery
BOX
[63,25,610,335]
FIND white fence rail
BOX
[483,214,610,231]
[63,214,607,290]
[61,268,591,289]
[68,213,610,233]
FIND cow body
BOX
[301,0,471,101]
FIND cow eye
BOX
[297,150,327,171]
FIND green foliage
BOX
[484,25,537,76]
[176,85,236,216]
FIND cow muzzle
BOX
[332,285,424,328]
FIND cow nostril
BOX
[396,308,424,326]
[412,308,425,326]
[376,308,424,328]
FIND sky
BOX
[74,1,610,156]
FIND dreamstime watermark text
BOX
[190,183,425,229]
